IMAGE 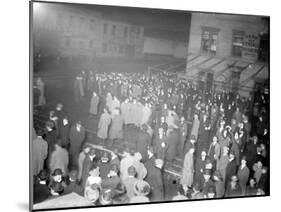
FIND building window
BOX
[69,16,74,26]
[201,27,219,56]
[65,37,71,47]
[90,19,95,31]
[124,27,128,38]
[102,43,107,53]
[119,45,124,54]
[79,41,84,48]
[232,30,245,57]
[112,25,116,36]
[80,17,85,29]
[104,24,108,34]
[89,40,93,48]
[136,27,140,39]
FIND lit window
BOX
[232,30,245,57]
[201,27,219,56]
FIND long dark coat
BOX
[59,124,70,148]
[244,141,258,172]
[136,130,151,162]
[144,156,164,201]
[166,129,180,162]
[153,135,168,160]
[81,155,96,188]
[69,126,86,155]
[225,159,237,184]
[237,165,250,194]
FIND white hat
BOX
[134,152,142,161]
[155,159,164,169]
[87,176,102,185]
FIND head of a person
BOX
[201,151,207,160]
[249,178,256,187]
[134,152,142,162]
[89,165,100,177]
[213,136,218,143]
[62,117,69,126]
[257,160,263,169]
[101,151,110,163]
[230,176,238,184]
[52,169,63,183]
[203,170,212,181]
[89,148,96,157]
[229,152,235,160]
[180,116,185,123]
[207,186,216,198]
[69,170,78,182]
[83,145,91,154]
[127,166,137,177]
[109,164,119,176]
[38,170,48,183]
[190,135,196,144]
[241,156,247,166]
[261,166,268,174]
[56,103,63,111]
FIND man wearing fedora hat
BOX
[101,164,121,191]
[237,156,250,195]
[225,175,242,197]
[199,169,215,195]
[81,148,98,187]
[144,148,164,202]
[69,120,86,169]
[33,170,50,204]
[225,151,237,186]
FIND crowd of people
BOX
[32,68,269,207]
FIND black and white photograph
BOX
[30,0,269,211]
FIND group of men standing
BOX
[32,67,269,206]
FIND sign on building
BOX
[242,34,260,62]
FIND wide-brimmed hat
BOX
[52,168,63,176]
[155,159,164,169]
[133,180,150,196]
[99,189,113,205]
